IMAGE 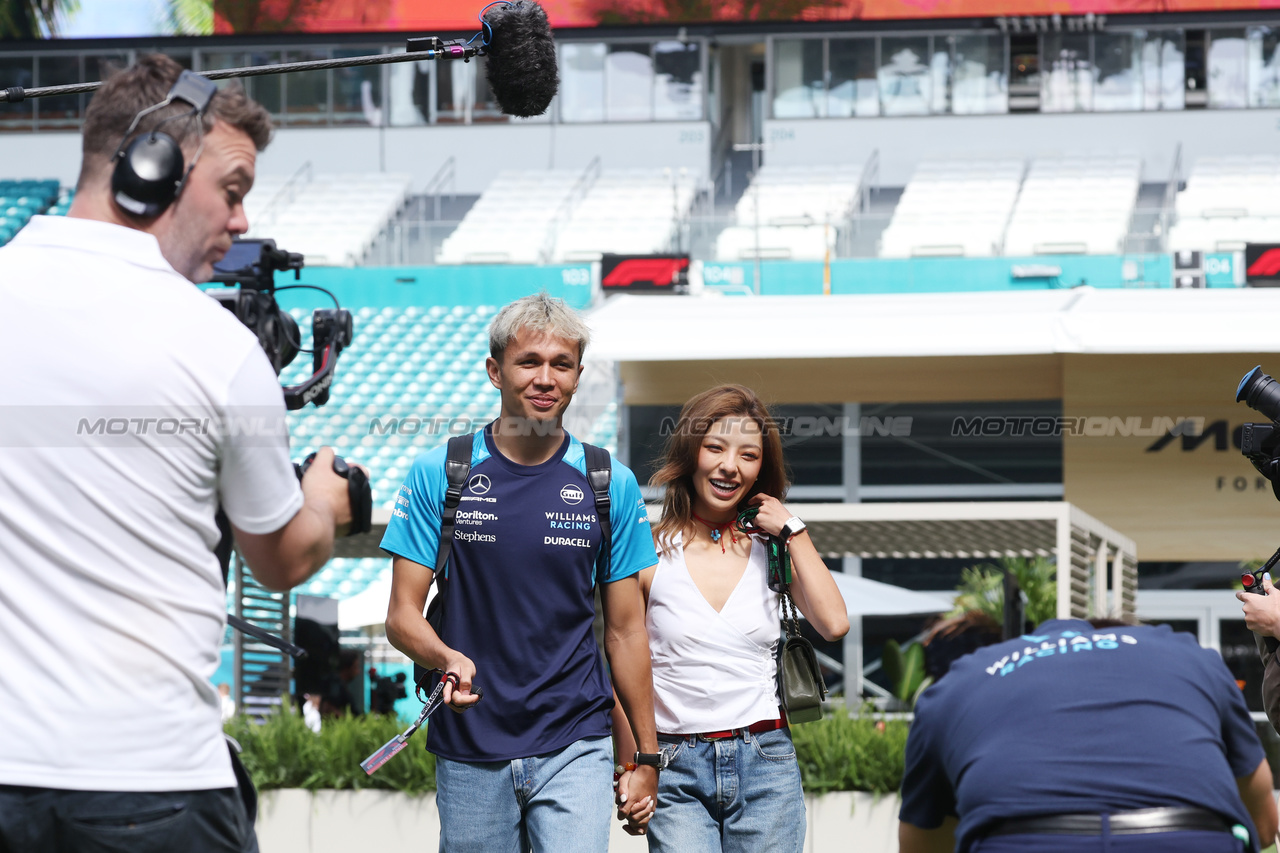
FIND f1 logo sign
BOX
[1247,249,1280,278]
[1245,244,1280,284]
[600,254,690,294]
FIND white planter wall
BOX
[255,789,902,853]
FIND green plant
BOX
[225,705,436,794]
[949,556,1056,627]
[227,702,911,795]
[790,703,910,795]
[881,639,932,709]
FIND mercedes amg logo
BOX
[467,474,492,495]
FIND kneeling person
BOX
[899,618,1278,853]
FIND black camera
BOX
[205,238,353,410]
[369,668,407,715]
[1237,366,1280,500]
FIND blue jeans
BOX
[0,785,250,853]
[647,728,806,853]
[435,735,613,853]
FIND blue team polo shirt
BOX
[900,619,1267,853]
[380,426,658,762]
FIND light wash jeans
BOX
[435,735,613,853]
[647,727,806,853]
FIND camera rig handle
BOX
[283,309,353,411]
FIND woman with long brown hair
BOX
[613,384,849,851]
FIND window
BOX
[386,52,429,126]
[773,39,824,118]
[284,50,329,126]
[1142,31,1186,110]
[436,59,472,124]
[37,55,80,127]
[607,44,654,121]
[654,41,702,120]
[774,404,844,487]
[828,38,879,117]
[878,37,933,116]
[333,49,383,126]
[1093,32,1142,112]
[860,400,1063,487]
[1208,29,1247,109]
[1041,33,1092,112]
[0,56,33,130]
[1248,26,1280,108]
[245,52,283,116]
[560,42,605,123]
[473,57,509,123]
[952,34,1007,115]
[625,403,843,491]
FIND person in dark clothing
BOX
[900,617,1277,853]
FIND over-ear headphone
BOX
[110,70,218,218]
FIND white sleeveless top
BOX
[647,533,783,733]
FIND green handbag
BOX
[751,517,828,724]
[777,585,828,724]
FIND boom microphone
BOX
[0,1,560,119]
[482,0,559,118]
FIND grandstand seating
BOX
[280,303,619,601]
[1002,156,1141,256]
[714,164,864,261]
[245,173,412,267]
[879,159,1023,258]
[1168,156,1280,252]
[552,169,700,262]
[437,170,585,264]
[0,179,60,244]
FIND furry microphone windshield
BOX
[483,0,559,118]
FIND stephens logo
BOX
[467,474,491,495]
[560,484,584,505]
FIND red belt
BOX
[664,711,789,742]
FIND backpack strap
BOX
[434,434,475,582]
[582,443,612,582]
[417,434,474,696]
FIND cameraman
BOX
[0,55,353,852]
[1238,572,1280,731]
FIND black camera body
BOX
[1236,366,1280,598]
[205,238,353,410]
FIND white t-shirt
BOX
[0,216,305,792]
[647,534,783,734]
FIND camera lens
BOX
[1237,366,1280,423]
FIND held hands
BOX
[614,765,658,835]
[1238,572,1280,638]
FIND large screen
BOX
[11,0,1280,40]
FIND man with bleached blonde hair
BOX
[382,293,662,851]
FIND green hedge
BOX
[225,703,907,796]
